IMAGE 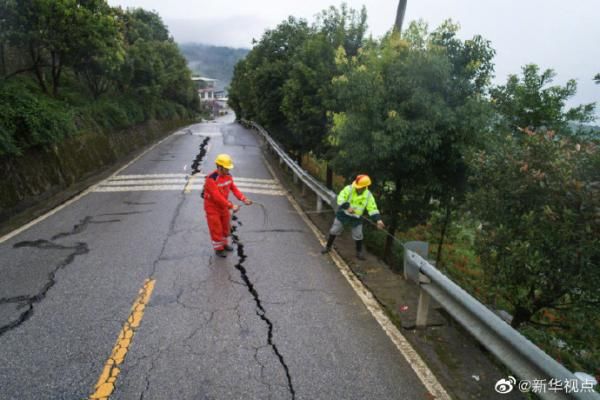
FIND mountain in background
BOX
[569,122,600,140]
[179,43,249,92]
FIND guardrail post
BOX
[403,241,429,280]
[301,182,307,196]
[416,281,431,328]
[293,173,298,184]
[246,119,600,398]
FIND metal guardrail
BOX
[405,248,599,400]
[243,120,337,212]
[243,120,599,400]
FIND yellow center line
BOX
[90,279,156,400]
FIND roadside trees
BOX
[330,21,494,262]
[281,5,367,177]
[490,64,596,136]
[228,17,310,143]
[469,129,599,329]
[2,0,121,96]
[468,64,599,372]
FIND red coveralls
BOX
[203,170,247,251]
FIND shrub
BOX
[0,80,75,155]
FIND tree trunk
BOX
[383,210,398,266]
[394,0,408,34]
[326,164,333,189]
[435,199,452,268]
[30,43,47,94]
[384,183,402,266]
[0,41,5,77]
[51,51,61,96]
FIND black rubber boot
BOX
[321,235,336,254]
[355,240,366,260]
[215,249,227,258]
[223,244,234,252]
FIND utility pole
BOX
[394,0,408,34]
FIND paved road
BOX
[0,116,432,399]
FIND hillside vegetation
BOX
[0,1,200,157]
[229,4,599,378]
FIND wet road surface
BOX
[0,116,434,399]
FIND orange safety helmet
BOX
[352,174,372,189]
[215,154,234,169]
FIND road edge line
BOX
[0,131,179,244]
[262,156,451,400]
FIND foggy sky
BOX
[107,0,600,120]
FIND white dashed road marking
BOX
[0,133,176,244]
[92,173,285,196]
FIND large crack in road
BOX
[0,214,129,337]
[51,217,120,240]
[191,137,210,174]
[0,237,90,336]
[230,215,296,399]
[122,137,212,400]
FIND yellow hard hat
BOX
[215,154,234,169]
[352,174,372,189]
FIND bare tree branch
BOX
[3,66,36,80]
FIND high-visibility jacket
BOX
[335,185,381,226]
[203,170,247,211]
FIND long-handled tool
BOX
[251,200,407,249]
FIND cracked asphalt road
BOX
[0,115,431,399]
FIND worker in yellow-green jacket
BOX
[321,174,385,260]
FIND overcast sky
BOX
[107,0,599,120]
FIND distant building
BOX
[191,76,230,116]
[192,77,217,101]
[215,97,230,116]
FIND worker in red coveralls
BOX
[203,153,252,257]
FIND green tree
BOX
[468,128,599,330]
[2,0,122,96]
[280,5,367,169]
[228,59,254,120]
[330,21,494,262]
[426,20,495,264]
[120,7,170,43]
[491,64,596,136]
[229,17,310,141]
[0,1,9,77]
[0,2,199,156]
[116,8,199,113]
[0,78,75,155]
[75,3,125,99]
